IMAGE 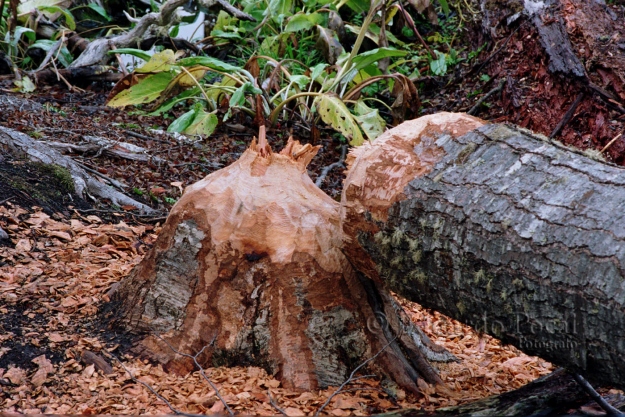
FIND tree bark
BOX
[107,129,455,393]
[341,113,625,391]
[0,124,157,214]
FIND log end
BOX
[341,112,485,281]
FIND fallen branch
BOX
[0,125,157,214]
[154,334,234,417]
[572,373,625,416]
[70,0,254,68]
[267,391,288,416]
[467,79,505,116]
[549,92,584,139]
[104,351,206,417]
[315,144,347,187]
[43,135,166,163]
[69,0,187,68]
[314,337,396,417]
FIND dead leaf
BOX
[4,367,26,385]
[48,230,72,241]
[284,407,305,416]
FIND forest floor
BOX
[1,87,621,415]
[2,4,625,411]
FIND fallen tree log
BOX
[0,124,157,214]
[341,113,625,390]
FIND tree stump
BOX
[108,128,450,393]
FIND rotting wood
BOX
[341,112,625,391]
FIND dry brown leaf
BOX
[4,367,27,385]
[284,406,306,416]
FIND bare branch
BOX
[572,373,624,416]
[104,351,205,417]
[267,391,288,416]
[153,334,235,417]
[315,144,347,187]
[314,336,397,417]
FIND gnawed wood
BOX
[108,128,455,393]
[341,113,625,390]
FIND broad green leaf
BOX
[148,87,201,116]
[107,48,152,62]
[29,40,73,67]
[353,100,385,141]
[107,72,175,107]
[17,0,67,18]
[177,66,208,87]
[430,50,447,76]
[212,10,235,33]
[87,3,110,20]
[351,47,408,72]
[168,107,197,133]
[206,76,238,102]
[37,6,75,30]
[177,56,241,72]
[439,0,450,15]
[352,64,381,84]
[135,50,177,73]
[7,27,35,49]
[211,29,242,39]
[266,0,293,20]
[185,110,219,136]
[288,74,310,89]
[260,33,290,57]
[310,63,328,82]
[284,12,323,32]
[169,24,180,37]
[342,0,368,13]
[316,94,364,146]
[229,82,261,107]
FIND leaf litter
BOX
[1,202,558,415]
[0,87,607,415]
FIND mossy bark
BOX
[341,113,625,390]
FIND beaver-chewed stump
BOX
[108,128,451,393]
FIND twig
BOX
[124,130,171,144]
[571,373,624,416]
[601,132,623,153]
[75,162,127,192]
[0,196,14,205]
[315,145,347,187]
[467,79,505,116]
[153,334,234,417]
[549,92,584,139]
[587,82,625,114]
[268,391,288,416]
[74,208,166,218]
[314,337,397,417]
[397,0,434,59]
[104,351,206,417]
[469,21,526,77]
[33,37,63,72]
